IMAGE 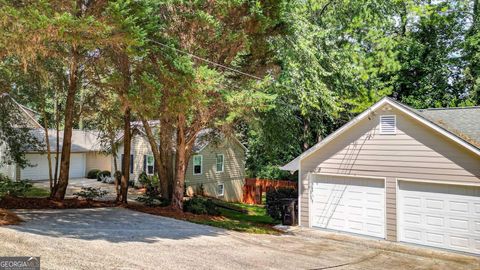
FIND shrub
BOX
[135,194,169,207]
[0,173,32,199]
[128,180,135,188]
[137,172,159,195]
[101,176,115,184]
[87,169,101,179]
[266,187,297,220]
[96,170,111,181]
[183,196,220,216]
[73,187,108,201]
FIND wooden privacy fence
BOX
[242,178,297,205]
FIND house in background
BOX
[282,97,480,255]
[0,94,112,181]
[1,97,247,202]
[21,130,111,181]
[185,130,247,202]
[116,127,247,202]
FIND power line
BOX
[148,39,263,81]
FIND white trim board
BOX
[397,177,480,187]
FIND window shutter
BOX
[130,154,134,173]
[380,115,396,134]
[143,155,147,172]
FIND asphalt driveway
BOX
[0,208,478,270]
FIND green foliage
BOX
[266,187,297,221]
[138,172,160,195]
[96,170,111,182]
[246,0,480,178]
[23,186,50,198]
[0,94,42,168]
[253,164,292,180]
[188,202,279,234]
[392,0,473,108]
[73,187,108,201]
[0,173,32,199]
[135,194,169,207]
[183,196,221,216]
[87,169,101,179]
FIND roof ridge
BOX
[418,106,480,111]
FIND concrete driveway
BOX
[31,178,143,200]
[0,208,478,270]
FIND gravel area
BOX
[0,208,478,270]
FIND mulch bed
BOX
[0,208,23,225]
[124,204,221,223]
[0,196,118,209]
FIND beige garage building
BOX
[282,97,480,255]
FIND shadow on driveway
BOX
[9,207,224,243]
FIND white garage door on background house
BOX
[398,180,480,255]
[310,174,385,238]
[21,153,86,180]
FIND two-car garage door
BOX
[310,175,385,238]
[398,181,480,254]
[21,153,86,180]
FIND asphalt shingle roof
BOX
[417,107,480,147]
[29,129,103,153]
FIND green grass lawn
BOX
[24,186,51,198]
[190,202,281,234]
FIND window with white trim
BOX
[217,183,224,196]
[216,154,224,173]
[380,115,396,135]
[193,155,202,175]
[146,155,154,175]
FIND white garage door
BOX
[398,181,480,255]
[21,153,86,180]
[310,175,385,238]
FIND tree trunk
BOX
[120,106,132,204]
[139,116,170,199]
[160,116,175,200]
[41,106,53,193]
[172,114,187,210]
[54,88,60,186]
[111,137,120,202]
[52,47,79,200]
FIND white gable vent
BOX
[380,115,396,134]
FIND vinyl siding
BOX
[185,138,246,202]
[85,152,112,174]
[300,106,480,241]
[114,135,153,181]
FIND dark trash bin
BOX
[280,198,298,226]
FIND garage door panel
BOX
[425,215,444,227]
[311,175,385,238]
[22,153,86,180]
[366,223,384,234]
[366,208,383,219]
[399,181,480,255]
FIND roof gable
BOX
[281,97,480,172]
[0,93,42,129]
